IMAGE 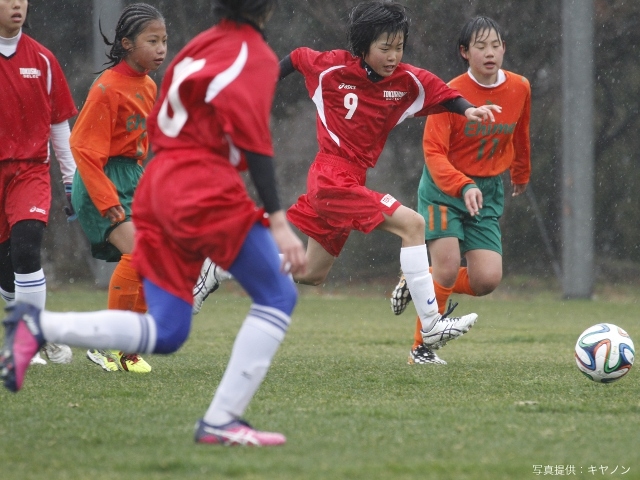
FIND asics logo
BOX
[427,297,436,305]
[29,206,47,215]
[203,425,259,446]
[338,83,356,90]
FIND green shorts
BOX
[417,165,504,255]
[72,156,143,262]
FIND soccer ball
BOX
[574,323,635,383]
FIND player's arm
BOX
[424,114,480,213]
[441,95,501,122]
[50,120,77,220]
[245,151,306,275]
[509,84,532,197]
[278,54,295,80]
[70,99,122,219]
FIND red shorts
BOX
[287,153,401,257]
[131,151,264,304]
[0,161,51,243]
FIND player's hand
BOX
[465,104,502,123]
[105,205,126,224]
[268,210,307,276]
[63,183,77,221]
[463,187,483,217]
[511,182,528,197]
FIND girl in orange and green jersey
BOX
[70,3,167,373]
[394,16,531,365]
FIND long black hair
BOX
[99,3,164,71]
[213,0,278,27]
[347,1,410,58]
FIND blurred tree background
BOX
[29,0,640,288]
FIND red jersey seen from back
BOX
[148,20,278,167]
[290,47,461,169]
[0,33,77,162]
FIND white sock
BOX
[15,269,46,309]
[204,305,289,426]
[400,245,439,332]
[0,287,15,307]
[39,310,157,354]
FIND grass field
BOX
[0,282,638,480]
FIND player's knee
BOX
[471,273,502,296]
[152,307,191,353]
[296,271,327,287]
[259,277,298,316]
[144,284,193,354]
[10,220,44,273]
[401,213,425,245]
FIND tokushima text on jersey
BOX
[383,90,407,101]
[20,68,41,79]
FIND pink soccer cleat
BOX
[194,418,286,446]
[1,303,46,392]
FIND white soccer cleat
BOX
[420,301,477,350]
[30,351,47,365]
[42,343,73,364]
[192,258,232,315]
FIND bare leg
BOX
[292,237,335,286]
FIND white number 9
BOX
[344,93,358,119]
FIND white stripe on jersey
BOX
[311,65,345,146]
[395,70,424,126]
[38,52,52,94]
[205,42,248,103]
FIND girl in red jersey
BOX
[280,1,501,351]
[70,3,167,373]
[391,16,531,365]
[2,0,306,447]
[0,0,75,365]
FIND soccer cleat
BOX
[391,274,412,315]
[407,344,447,365]
[420,300,477,350]
[86,349,120,372]
[42,343,73,364]
[1,302,46,392]
[114,351,152,373]
[192,258,222,315]
[194,418,286,446]
[30,351,47,365]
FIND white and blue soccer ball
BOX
[574,323,634,383]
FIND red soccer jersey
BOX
[147,19,278,168]
[137,20,279,301]
[290,48,461,169]
[0,33,77,162]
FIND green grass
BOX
[1,284,639,480]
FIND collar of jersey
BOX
[467,68,506,88]
[361,59,385,83]
[0,29,21,57]
[113,60,148,77]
